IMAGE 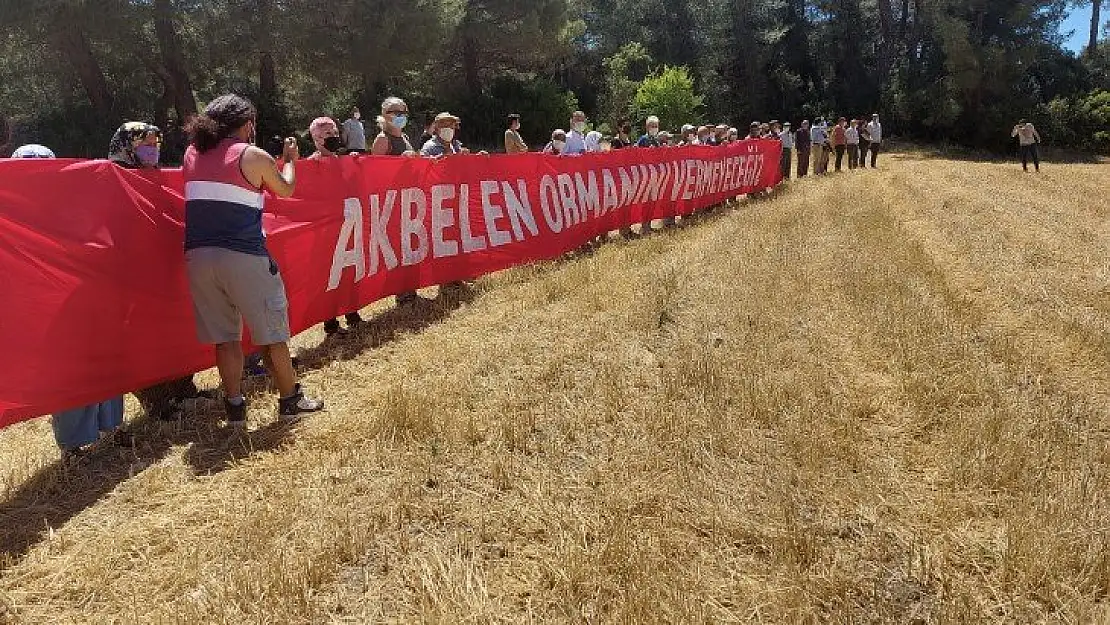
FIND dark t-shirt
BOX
[795,129,812,150]
[636,134,660,148]
[611,136,633,150]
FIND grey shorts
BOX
[185,247,290,346]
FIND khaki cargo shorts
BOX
[185,247,290,346]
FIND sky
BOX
[1060,5,1103,52]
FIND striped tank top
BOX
[182,138,267,256]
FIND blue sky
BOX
[1060,5,1103,52]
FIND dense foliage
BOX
[0,0,1105,158]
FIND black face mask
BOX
[323,136,344,153]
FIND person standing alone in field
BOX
[183,94,325,427]
[1011,119,1042,172]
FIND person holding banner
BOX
[421,112,468,157]
[11,143,133,456]
[309,116,367,337]
[611,120,633,149]
[543,129,567,154]
[679,124,697,145]
[11,144,56,158]
[505,114,528,154]
[565,111,588,155]
[108,121,220,421]
[183,94,325,427]
[371,96,424,307]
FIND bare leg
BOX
[215,342,245,398]
[261,343,297,398]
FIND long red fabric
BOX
[0,140,782,428]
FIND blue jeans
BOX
[52,397,125,450]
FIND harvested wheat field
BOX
[1,150,1109,623]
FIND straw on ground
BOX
[1,150,1108,623]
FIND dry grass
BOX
[1,151,1109,623]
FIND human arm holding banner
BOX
[0,142,783,427]
[246,137,299,197]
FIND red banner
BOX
[0,140,782,427]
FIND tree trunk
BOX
[461,0,483,98]
[153,0,197,122]
[877,0,896,89]
[49,5,113,116]
[1090,0,1102,56]
[256,0,280,140]
[900,0,910,40]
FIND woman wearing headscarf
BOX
[108,121,163,169]
[109,122,218,421]
[10,144,130,457]
[584,130,603,153]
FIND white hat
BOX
[11,144,55,158]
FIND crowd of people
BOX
[3,90,1045,459]
[525,112,885,180]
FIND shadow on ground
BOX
[886,141,1108,165]
[0,187,778,570]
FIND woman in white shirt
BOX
[845,120,860,169]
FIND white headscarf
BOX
[585,131,603,153]
[11,144,55,158]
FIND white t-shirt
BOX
[342,118,367,151]
[564,130,587,155]
[866,121,882,143]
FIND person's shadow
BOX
[293,283,479,372]
[0,283,480,568]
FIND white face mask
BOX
[553,140,566,152]
[438,127,456,142]
[648,127,659,136]
[573,121,586,133]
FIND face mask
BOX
[323,136,344,153]
[553,140,566,152]
[392,114,408,130]
[648,127,659,137]
[135,145,160,167]
[573,122,586,133]
[438,127,456,142]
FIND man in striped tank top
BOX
[183,94,324,428]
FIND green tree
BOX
[599,42,653,127]
[632,65,703,129]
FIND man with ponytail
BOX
[183,94,325,428]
